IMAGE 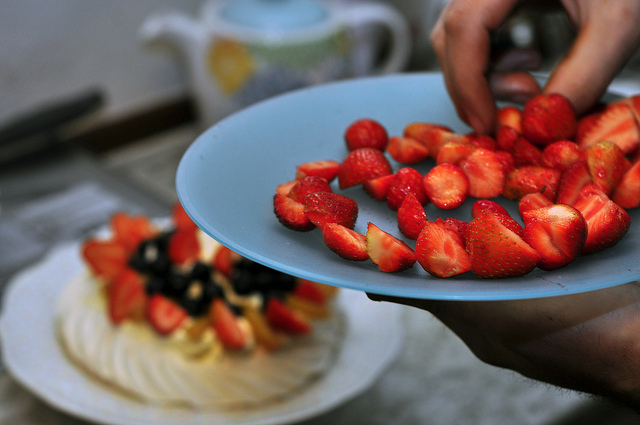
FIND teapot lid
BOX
[219,0,328,30]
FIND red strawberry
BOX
[471,199,509,218]
[466,212,541,278]
[108,267,148,324]
[213,245,240,277]
[386,167,428,210]
[435,141,475,165]
[556,161,593,206]
[81,239,128,280]
[497,106,522,132]
[494,150,516,174]
[210,298,249,349]
[503,166,561,201]
[521,93,577,146]
[522,204,587,270]
[287,176,332,203]
[442,217,469,245]
[276,180,298,196]
[459,148,505,198]
[404,122,464,158]
[321,223,369,261]
[415,218,471,278]
[518,192,553,217]
[612,159,640,209]
[265,297,311,335]
[273,193,314,231]
[512,136,543,167]
[577,101,640,154]
[365,222,416,272]
[363,174,395,201]
[584,140,628,196]
[573,188,631,255]
[293,280,328,304]
[466,133,496,151]
[423,163,469,209]
[344,118,389,151]
[386,136,430,164]
[295,160,341,182]
[168,227,200,265]
[496,125,520,152]
[338,148,393,189]
[397,193,428,240]
[172,202,197,230]
[146,294,188,335]
[541,141,584,171]
[111,212,157,255]
[303,192,358,229]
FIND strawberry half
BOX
[397,193,428,240]
[344,118,389,151]
[423,163,469,210]
[295,160,341,182]
[338,148,393,189]
[146,294,188,335]
[497,106,522,132]
[512,136,543,167]
[111,212,157,254]
[108,267,148,324]
[287,176,332,203]
[363,174,395,201]
[415,218,471,278]
[503,166,561,201]
[521,93,577,146]
[577,101,640,154]
[471,199,509,218]
[168,227,201,265]
[466,211,541,278]
[541,141,584,171]
[459,148,505,199]
[321,223,369,261]
[303,192,358,229]
[81,239,129,280]
[556,161,593,206]
[273,193,314,231]
[386,136,429,164]
[172,202,198,230]
[612,159,640,209]
[435,141,475,165]
[212,245,240,277]
[584,140,628,196]
[522,204,587,270]
[386,167,428,211]
[265,297,311,335]
[518,192,553,217]
[210,298,249,349]
[365,222,416,273]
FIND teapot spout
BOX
[139,10,205,54]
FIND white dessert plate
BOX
[0,242,404,425]
[176,72,640,300]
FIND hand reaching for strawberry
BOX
[430,0,640,135]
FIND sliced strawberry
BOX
[273,193,314,231]
[494,150,516,174]
[146,294,188,336]
[497,106,522,132]
[442,217,469,246]
[168,227,200,265]
[172,202,198,230]
[108,267,148,324]
[111,212,157,254]
[321,222,369,261]
[295,160,341,182]
[265,297,311,335]
[466,211,541,278]
[276,179,298,196]
[415,218,471,278]
[584,140,628,196]
[503,166,561,201]
[518,192,553,217]
[213,245,240,277]
[338,148,393,189]
[459,148,505,198]
[466,133,496,151]
[521,93,577,146]
[612,159,640,209]
[397,193,428,240]
[435,141,475,165]
[81,238,129,280]
[471,199,509,218]
[303,192,358,229]
[287,176,332,203]
[363,173,395,201]
[423,163,469,210]
[365,222,416,272]
[386,136,429,164]
[496,125,520,152]
[541,141,584,171]
[386,167,428,210]
[512,136,543,167]
[577,101,640,154]
[210,298,249,349]
[293,279,328,304]
[243,306,287,351]
[344,118,389,151]
[556,161,593,205]
[403,122,464,158]
[522,204,587,270]
[573,188,631,255]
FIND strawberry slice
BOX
[459,148,505,199]
[466,211,541,278]
[108,267,148,324]
[584,140,628,196]
[403,122,463,158]
[168,227,200,265]
[442,217,469,246]
[265,297,311,335]
[146,294,188,335]
[577,101,640,154]
[503,166,561,201]
[556,161,593,205]
[494,150,516,175]
[81,238,129,280]
[303,192,358,229]
[521,93,577,146]
[496,125,520,152]
[293,279,328,304]
[415,218,471,278]
[522,204,587,270]
[322,222,369,261]
[518,192,553,217]
[572,188,631,255]
[276,179,298,196]
[541,141,584,171]
[365,222,416,272]
[497,105,522,132]
[295,160,341,182]
[111,212,157,255]
[435,141,475,165]
[273,193,315,231]
[210,298,249,349]
[363,174,395,201]
[212,245,240,277]
[344,118,389,151]
[386,136,430,164]
[386,167,428,211]
[471,199,509,217]
[423,163,469,210]
[287,176,332,203]
[612,159,640,209]
[466,133,496,151]
[397,193,428,240]
[338,148,393,189]
[512,136,543,167]
[172,202,198,230]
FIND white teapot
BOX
[140,0,411,126]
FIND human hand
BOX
[430,0,640,135]
[369,282,640,409]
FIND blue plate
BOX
[176,72,640,300]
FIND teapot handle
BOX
[339,2,411,75]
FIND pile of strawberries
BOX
[273,93,639,279]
